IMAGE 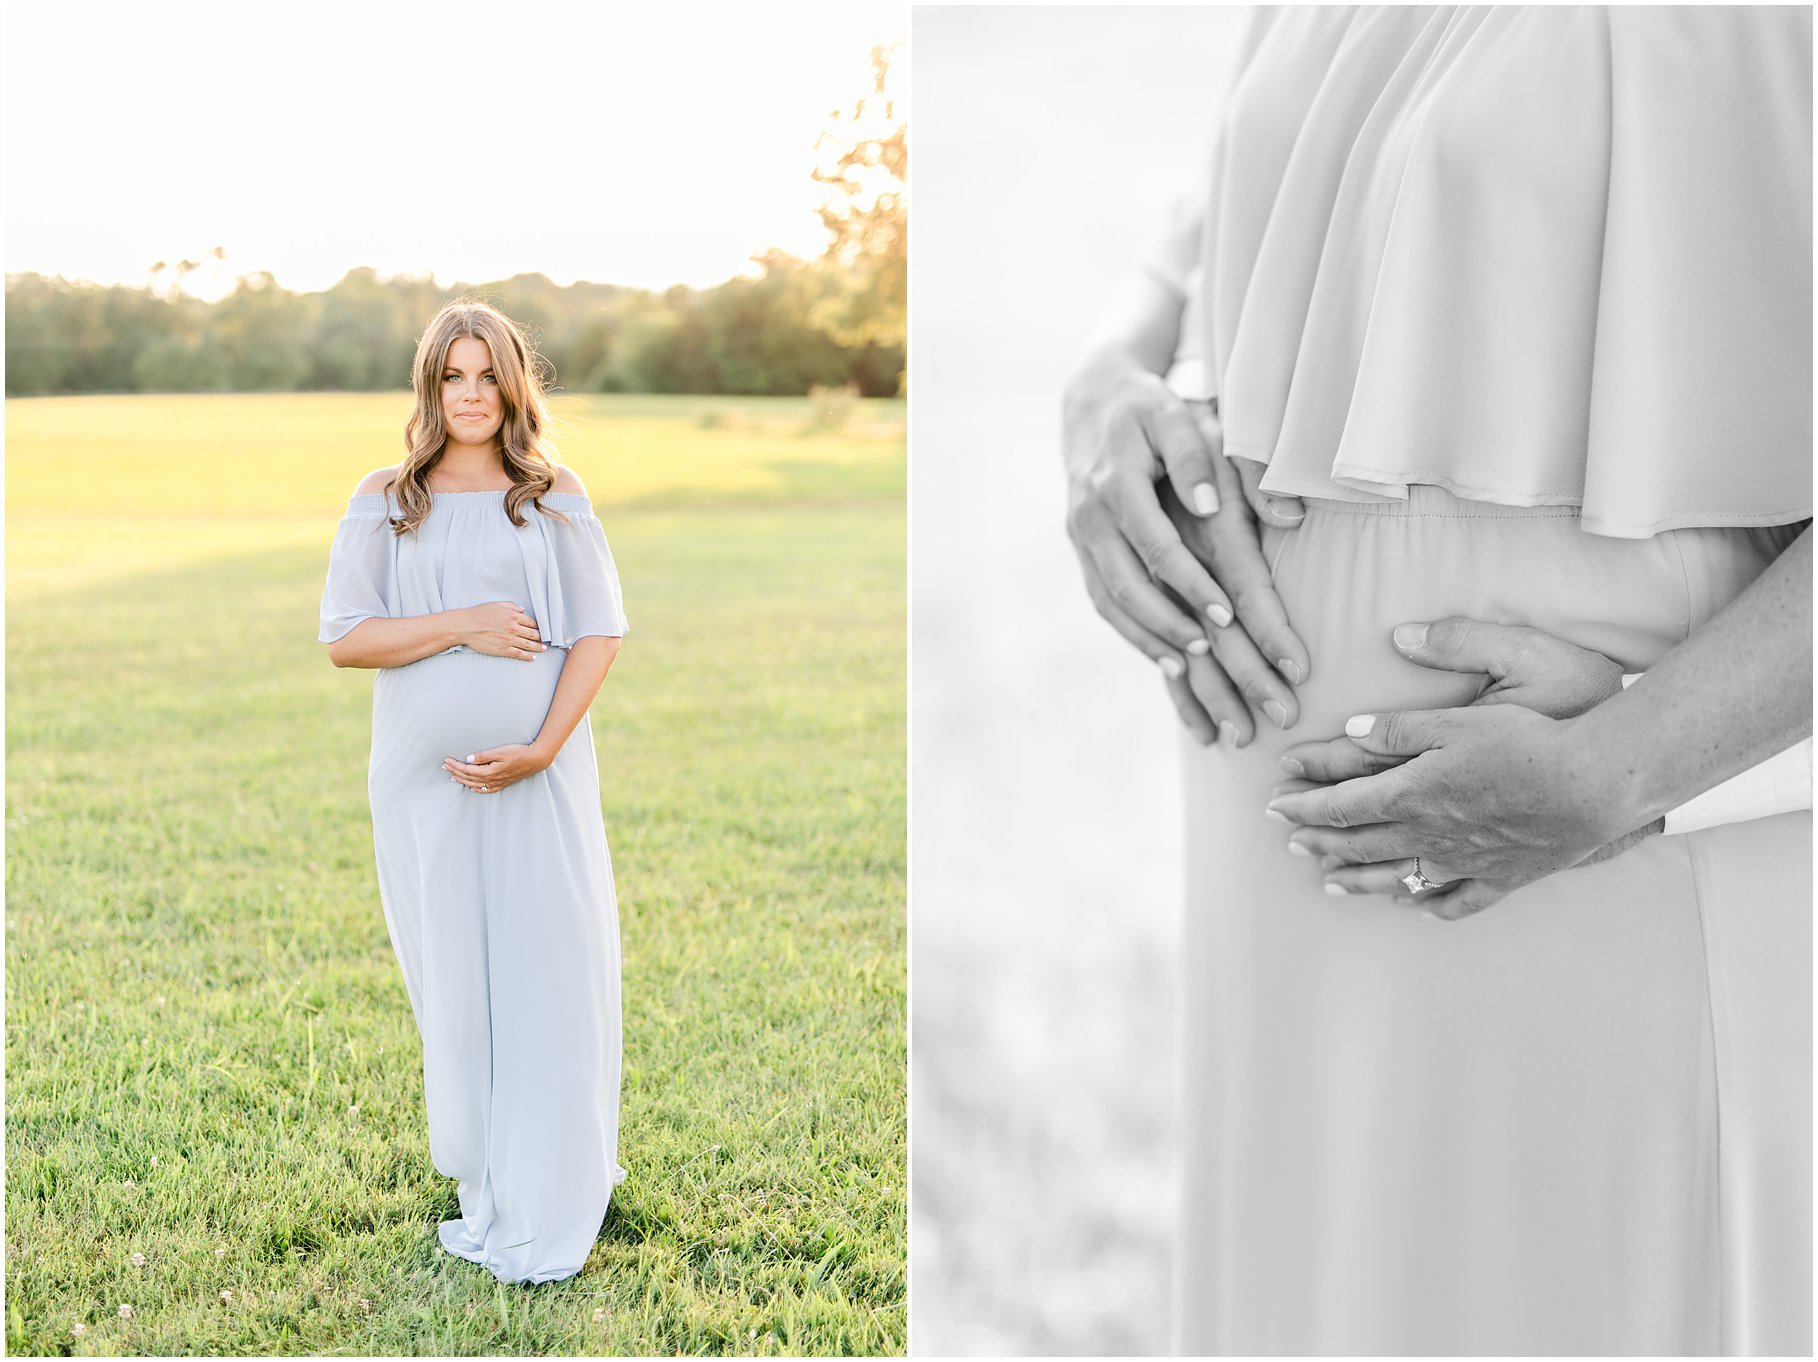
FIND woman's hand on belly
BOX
[443,743,549,794]
[1265,618,1652,920]
[1062,357,1311,746]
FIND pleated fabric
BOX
[1172,6,1812,538]
[319,488,630,1284]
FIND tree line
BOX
[9,41,906,401]
[3,250,904,399]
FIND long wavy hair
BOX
[386,298,570,536]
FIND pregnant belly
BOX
[370,645,567,773]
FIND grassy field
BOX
[5,393,906,1356]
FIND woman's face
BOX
[440,335,504,450]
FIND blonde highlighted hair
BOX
[385,297,570,535]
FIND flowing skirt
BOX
[1175,486,1811,1354]
[367,644,623,1285]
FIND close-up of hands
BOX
[462,600,548,660]
[443,743,549,794]
[1267,619,1657,920]
[1061,350,1312,746]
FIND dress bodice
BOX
[318,488,628,651]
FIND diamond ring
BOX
[1400,857,1442,894]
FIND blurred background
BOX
[7,6,906,1356]
[910,8,1248,1355]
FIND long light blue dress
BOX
[318,487,629,1284]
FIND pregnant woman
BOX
[318,299,629,1284]
[1063,8,1810,1354]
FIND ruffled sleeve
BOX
[318,494,400,644]
[1190,5,1811,538]
[518,494,629,646]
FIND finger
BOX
[1165,477,1311,688]
[1105,475,1236,627]
[1280,823,1414,863]
[1278,736,1409,782]
[1207,616,1300,729]
[1184,648,1256,748]
[1322,859,1421,899]
[1142,399,1221,518]
[1157,572,1295,730]
[1339,709,1454,759]
[1090,533,1222,650]
[1232,456,1307,530]
[1161,672,1218,746]
[1082,570,1197,682]
[1401,878,1504,921]
[1267,768,1408,828]
[1391,617,1528,683]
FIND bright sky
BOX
[4,5,906,302]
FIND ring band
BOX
[1400,856,1442,894]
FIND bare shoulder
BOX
[353,465,401,497]
[549,463,589,497]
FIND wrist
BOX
[1556,706,1662,841]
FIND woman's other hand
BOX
[1062,354,1310,743]
[1270,618,1651,919]
[443,744,548,793]
[1277,617,1625,785]
[1267,704,1635,917]
[460,601,547,661]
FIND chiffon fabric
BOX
[319,488,629,1284]
[1148,7,1813,1353]
[1143,5,1812,535]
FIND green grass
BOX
[5,395,906,1355]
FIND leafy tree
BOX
[810,41,907,361]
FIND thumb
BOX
[1392,617,1528,682]
[1343,708,1452,757]
[1233,455,1306,530]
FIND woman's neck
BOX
[430,448,511,491]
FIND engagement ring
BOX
[1401,857,1442,894]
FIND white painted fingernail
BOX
[1393,623,1429,651]
[1279,756,1305,776]
[1192,482,1219,516]
[1324,882,1348,897]
[466,754,476,763]
[1344,715,1374,739]
[1265,807,1292,824]
[1277,657,1303,685]
[1186,637,1210,656]
[1217,721,1238,746]
[1207,602,1233,628]
[1263,699,1289,729]
[1287,841,1311,858]
[1159,655,1185,680]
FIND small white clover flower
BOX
[117,1304,134,1319]
[130,1253,146,1268]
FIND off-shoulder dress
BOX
[318,488,629,1284]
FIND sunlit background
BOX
[7,5,903,299]
[6,7,908,1353]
